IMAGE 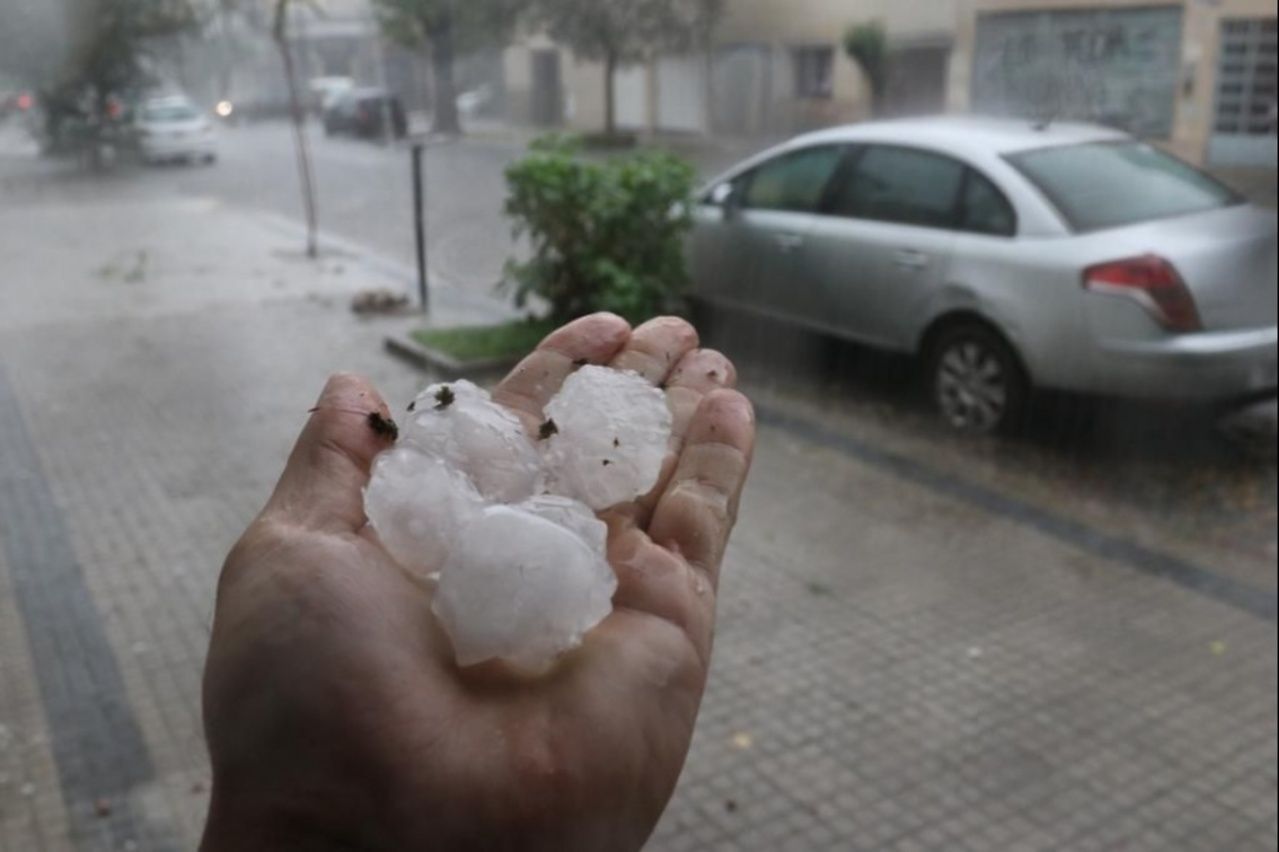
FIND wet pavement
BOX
[0,128,1276,851]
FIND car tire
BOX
[927,323,1028,435]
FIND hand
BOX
[201,314,756,851]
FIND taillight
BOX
[1082,254,1201,332]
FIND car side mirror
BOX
[709,182,739,220]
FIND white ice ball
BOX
[432,504,617,671]
[517,494,609,561]
[363,446,484,576]
[402,380,541,503]
[542,366,672,510]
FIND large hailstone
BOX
[542,366,673,510]
[363,447,484,576]
[432,504,617,672]
[402,380,541,503]
[517,494,609,562]
[364,365,673,672]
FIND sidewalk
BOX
[0,164,513,849]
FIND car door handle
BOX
[893,249,930,270]
[774,233,805,252]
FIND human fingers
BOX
[491,313,631,434]
[634,348,736,519]
[645,390,755,588]
[261,373,396,534]
[607,316,699,385]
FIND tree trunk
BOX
[870,81,885,118]
[428,13,460,136]
[276,30,319,258]
[603,51,617,138]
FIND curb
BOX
[249,210,516,324]
[384,333,520,376]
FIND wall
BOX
[512,0,963,137]
[951,0,1277,164]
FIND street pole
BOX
[412,142,429,313]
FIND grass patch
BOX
[411,318,556,364]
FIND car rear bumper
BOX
[140,137,216,159]
[1092,326,1278,401]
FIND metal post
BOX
[411,142,429,313]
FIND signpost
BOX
[411,142,429,314]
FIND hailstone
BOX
[517,494,609,559]
[363,364,673,672]
[402,380,541,502]
[363,447,483,576]
[542,366,673,510]
[432,505,617,672]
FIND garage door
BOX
[972,6,1183,138]
[1208,17,1278,168]
[612,66,647,130]
[657,56,706,133]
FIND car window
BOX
[830,146,965,228]
[741,146,844,213]
[1006,141,1241,232]
[960,169,1016,236]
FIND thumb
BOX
[262,373,396,534]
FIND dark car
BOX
[323,89,407,139]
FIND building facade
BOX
[504,0,963,138]
[949,0,1277,167]
[505,0,1274,170]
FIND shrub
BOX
[502,135,697,324]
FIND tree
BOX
[1,0,75,84]
[503,135,696,323]
[372,0,526,136]
[272,0,319,258]
[532,0,721,139]
[28,0,201,164]
[843,21,887,117]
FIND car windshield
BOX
[142,103,199,122]
[1008,140,1241,231]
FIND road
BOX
[127,121,524,292]
[0,124,1276,851]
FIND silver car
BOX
[689,117,1278,433]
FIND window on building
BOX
[793,46,834,99]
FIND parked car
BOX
[309,75,354,117]
[690,116,1278,433]
[322,88,407,140]
[134,96,216,164]
[457,84,495,119]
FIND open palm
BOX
[201,314,755,851]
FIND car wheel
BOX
[928,324,1028,435]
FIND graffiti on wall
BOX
[972,7,1184,137]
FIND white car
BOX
[691,117,1277,433]
[135,97,216,164]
